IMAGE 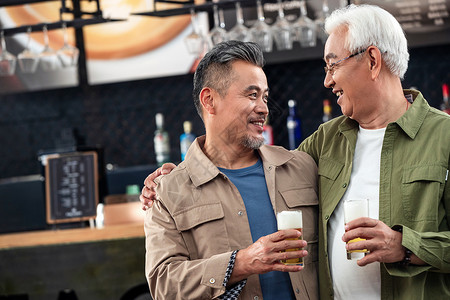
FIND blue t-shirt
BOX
[219,159,295,300]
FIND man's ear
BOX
[200,87,216,115]
[367,46,382,80]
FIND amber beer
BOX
[343,199,369,260]
[276,210,303,266]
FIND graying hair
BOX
[325,4,409,79]
[192,41,265,119]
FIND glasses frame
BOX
[324,48,367,75]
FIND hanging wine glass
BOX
[249,0,273,52]
[17,27,40,73]
[292,0,316,48]
[228,2,249,42]
[315,0,330,44]
[271,0,293,51]
[339,0,348,8]
[39,25,60,71]
[57,23,79,68]
[184,9,208,57]
[0,31,17,76]
[218,6,226,30]
[208,5,228,46]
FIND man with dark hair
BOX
[144,41,319,299]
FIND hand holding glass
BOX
[343,199,369,260]
[277,210,304,266]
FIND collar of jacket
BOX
[337,89,429,140]
[184,135,294,188]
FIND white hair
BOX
[325,4,409,79]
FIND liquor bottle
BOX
[262,117,274,145]
[180,121,196,161]
[441,83,450,115]
[154,113,170,166]
[322,99,332,122]
[287,100,302,150]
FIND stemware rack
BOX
[0,0,121,36]
[0,0,292,37]
[137,0,281,17]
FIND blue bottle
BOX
[287,100,302,150]
[180,121,196,161]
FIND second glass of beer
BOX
[343,199,369,260]
[276,210,303,266]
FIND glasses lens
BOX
[324,65,334,75]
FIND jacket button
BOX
[209,278,215,284]
[325,215,330,220]
[238,211,244,216]
[342,183,347,188]
[253,296,259,300]
[295,288,300,294]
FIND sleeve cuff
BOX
[385,225,432,277]
[219,250,247,300]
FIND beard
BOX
[220,119,265,150]
[239,134,265,150]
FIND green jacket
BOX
[298,90,450,300]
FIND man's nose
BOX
[324,71,334,89]
[256,97,269,115]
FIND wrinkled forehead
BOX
[323,26,349,62]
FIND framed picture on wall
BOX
[0,0,208,93]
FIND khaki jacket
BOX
[145,136,319,300]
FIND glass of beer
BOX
[343,199,369,260]
[276,210,303,266]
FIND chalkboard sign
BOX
[44,151,99,224]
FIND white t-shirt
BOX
[328,126,386,300]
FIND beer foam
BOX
[343,199,368,223]
[277,210,303,230]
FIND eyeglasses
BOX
[324,48,367,75]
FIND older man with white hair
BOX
[298,4,450,300]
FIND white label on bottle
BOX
[154,133,170,153]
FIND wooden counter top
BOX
[0,222,145,250]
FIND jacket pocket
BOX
[173,203,224,231]
[173,203,229,258]
[401,165,446,222]
[281,187,319,207]
[279,188,319,263]
[318,157,344,200]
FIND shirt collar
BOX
[184,136,221,187]
[258,144,294,167]
[337,89,429,139]
[395,89,429,139]
[184,136,294,187]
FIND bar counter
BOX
[0,222,148,300]
[0,222,144,249]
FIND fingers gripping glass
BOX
[324,48,367,75]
